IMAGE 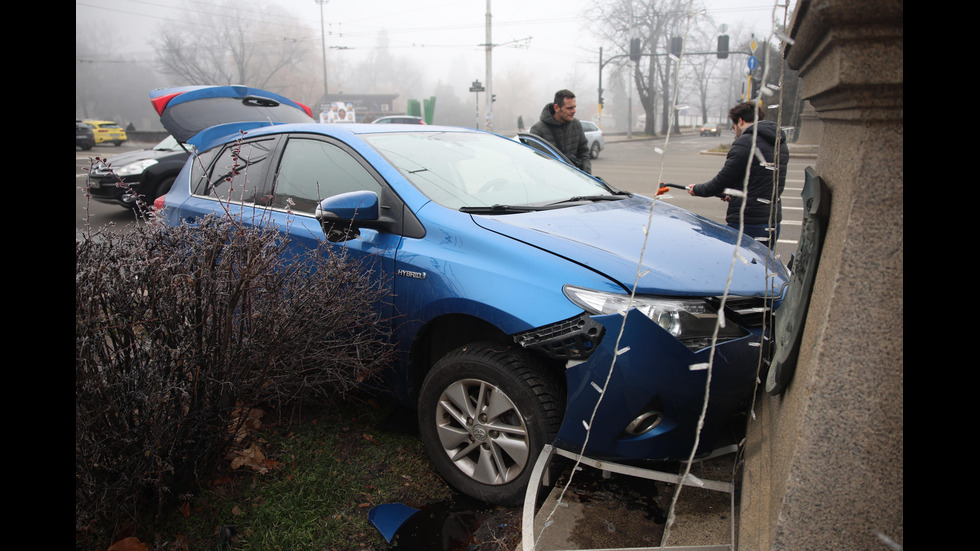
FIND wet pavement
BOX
[517,450,738,550]
[374,401,741,550]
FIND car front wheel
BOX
[590,142,600,159]
[418,342,564,505]
[154,176,177,202]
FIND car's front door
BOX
[263,134,403,320]
[170,132,403,323]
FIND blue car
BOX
[151,85,788,505]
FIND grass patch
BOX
[151,390,453,550]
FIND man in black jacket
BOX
[529,89,592,174]
[687,102,789,248]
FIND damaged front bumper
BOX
[517,308,769,462]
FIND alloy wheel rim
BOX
[433,378,530,485]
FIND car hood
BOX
[470,196,786,297]
[97,148,189,167]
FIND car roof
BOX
[235,122,479,139]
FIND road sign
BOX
[747,56,758,70]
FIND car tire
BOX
[154,176,177,202]
[418,342,564,505]
[590,142,600,159]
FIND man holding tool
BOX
[686,102,789,247]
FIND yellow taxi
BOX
[84,120,128,146]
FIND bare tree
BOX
[341,30,425,105]
[153,0,315,94]
[589,0,698,135]
[678,24,722,124]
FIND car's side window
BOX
[272,137,383,214]
[192,138,277,205]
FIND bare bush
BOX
[75,216,394,542]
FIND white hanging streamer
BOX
[533,3,794,550]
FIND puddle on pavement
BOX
[555,465,670,525]
[371,403,726,549]
[385,494,522,550]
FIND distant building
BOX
[318,93,399,123]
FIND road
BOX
[591,133,807,263]
[75,141,160,236]
[76,134,808,262]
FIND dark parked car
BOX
[87,135,193,209]
[700,124,720,137]
[151,85,788,505]
[76,121,95,150]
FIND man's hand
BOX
[686,184,696,196]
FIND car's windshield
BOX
[362,131,613,210]
[154,135,190,152]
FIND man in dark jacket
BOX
[529,89,592,174]
[687,102,789,247]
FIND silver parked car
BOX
[581,120,605,159]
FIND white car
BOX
[371,115,426,124]
[581,120,605,159]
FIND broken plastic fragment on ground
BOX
[368,503,420,543]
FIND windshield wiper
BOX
[459,204,542,214]
[546,194,629,206]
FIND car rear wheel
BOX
[590,142,600,159]
[418,342,564,505]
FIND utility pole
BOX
[485,0,493,132]
[315,0,329,104]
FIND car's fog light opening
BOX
[624,409,664,436]
[514,314,605,360]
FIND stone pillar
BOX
[738,1,902,549]
[794,102,821,145]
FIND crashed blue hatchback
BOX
[151,85,788,505]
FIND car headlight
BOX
[563,285,748,350]
[115,159,159,177]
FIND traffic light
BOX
[717,35,729,59]
[670,36,683,57]
[629,38,641,62]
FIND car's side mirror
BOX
[315,190,388,241]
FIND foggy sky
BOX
[76,0,789,130]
